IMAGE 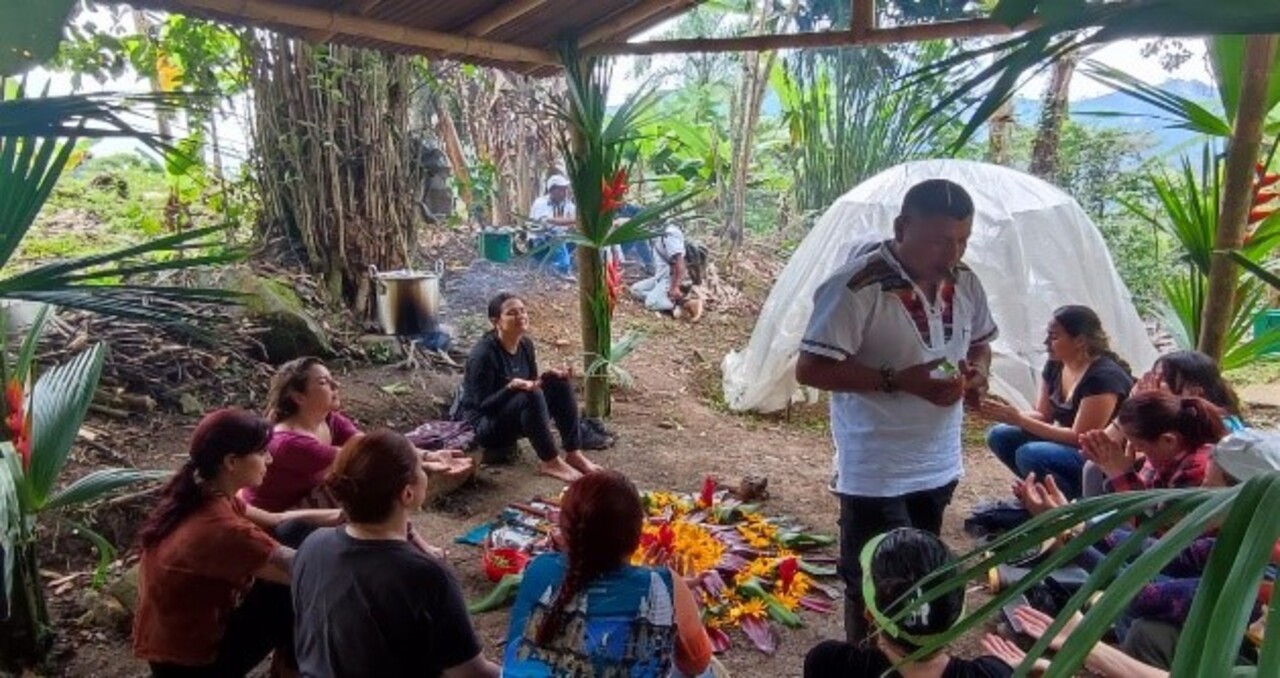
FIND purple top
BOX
[242,411,360,512]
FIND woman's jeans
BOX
[987,424,1085,499]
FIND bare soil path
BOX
[46,257,1016,678]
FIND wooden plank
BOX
[462,0,549,37]
[580,0,695,47]
[170,0,558,65]
[301,0,384,43]
[586,17,1033,56]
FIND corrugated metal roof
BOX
[120,0,705,75]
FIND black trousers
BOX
[149,520,315,678]
[837,480,958,644]
[474,376,581,461]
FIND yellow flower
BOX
[729,599,768,622]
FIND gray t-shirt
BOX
[292,527,481,678]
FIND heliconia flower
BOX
[1253,189,1279,207]
[1250,208,1276,225]
[599,169,629,215]
[1258,173,1280,189]
[777,556,799,592]
[5,379,22,415]
[699,475,716,508]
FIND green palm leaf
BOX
[42,467,169,513]
[26,343,105,509]
[1079,62,1233,137]
[0,446,21,613]
[910,0,1280,149]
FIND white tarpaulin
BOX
[722,159,1159,412]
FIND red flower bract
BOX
[699,475,716,508]
[599,169,628,215]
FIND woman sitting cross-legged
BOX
[459,292,601,482]
[503,470,713,677]
[804,527,1013,678]
[243,356,473,512]
[983,305,1134,499]
[132,408,342,678]
[291,430,500,678]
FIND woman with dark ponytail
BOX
[1079,391,1223,493]
[132,409,340,677]
[983,305,1134,499]
[503,471,711,677]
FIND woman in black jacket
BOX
[458,292,602,482]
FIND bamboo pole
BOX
[586,17,1032,56]
[171,0,558,65]
[462,0,549,37]
[301,0,384,44]
[1199,34,1279,360]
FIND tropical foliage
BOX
[0,80,238,662]
[1124,146,1280,369]
[902,477,1280,677]
[552,42,701,417]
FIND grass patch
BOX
[1226,358,1280,388]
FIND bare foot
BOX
[565,450,602,474]
[538,457,583,483]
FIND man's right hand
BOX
[898,359,965,406]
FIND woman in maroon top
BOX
[244,357,474,512]
[133,408,340,677]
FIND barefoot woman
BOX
[459,293,601,482]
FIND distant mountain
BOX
[1015,79,1219,159]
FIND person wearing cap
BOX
[803,527,1014,677]
[529,174,577,280]
[795,179,997,643]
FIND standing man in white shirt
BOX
[529,174,577,280]
[795,179,997,643]
[629,220,686,312]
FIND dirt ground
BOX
[38,253,1018,678]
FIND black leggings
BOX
[474,376,581,461]
[149,520,315,678]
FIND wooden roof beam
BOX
[301,0,383,43]
[170,0,558,65]
[586,17,1030,56]
[462,0,549,37]
[581,0,697,47]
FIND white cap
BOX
[546,174,570,190]
[1211,430,1280,482]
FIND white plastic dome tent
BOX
[722,159,1159,412]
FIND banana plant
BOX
[894,477,1280,677]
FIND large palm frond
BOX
[908,1,1280,149]
[899,476,1280,677]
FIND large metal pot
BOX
[370,262,443,336]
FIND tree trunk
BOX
[0,537,51,667]
[578,243,609,418]
[986,98,1015,165]
[1199,34,1279,360]
[724,0,800,247]
[1028,52,1080,180]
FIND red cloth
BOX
[133,495,277,665]
[242,411,359,511]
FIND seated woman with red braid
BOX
[502,471,711,677]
